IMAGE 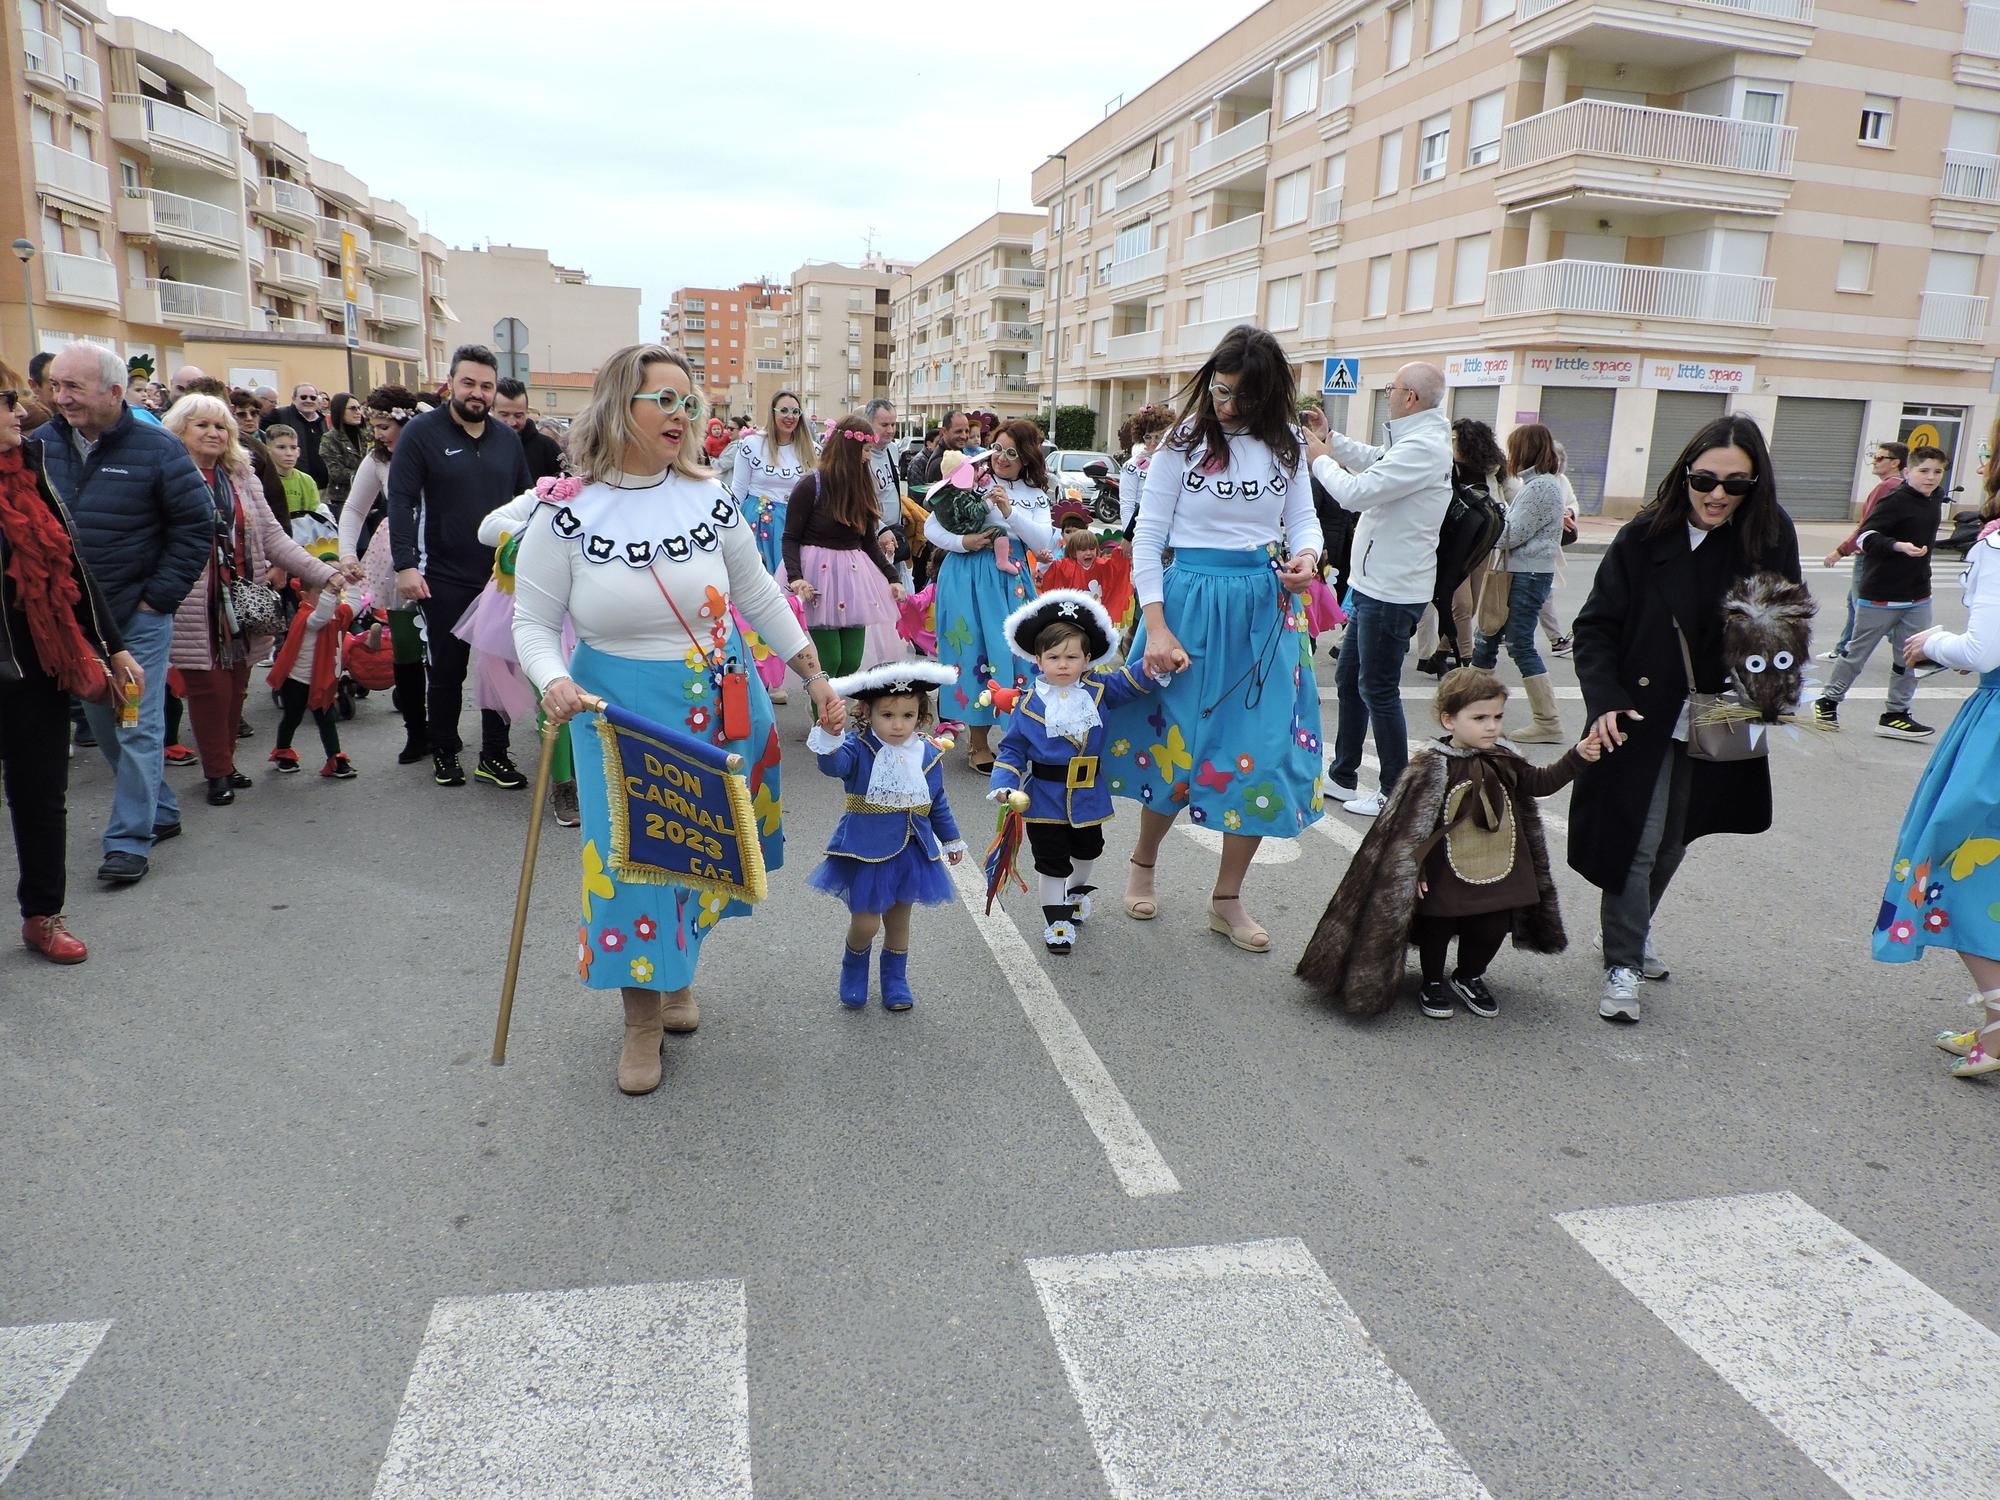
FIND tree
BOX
[1051,405,1096,450]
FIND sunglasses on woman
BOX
[632,390,705,418]
[0,390,17,410]
[1685,470,1757,497]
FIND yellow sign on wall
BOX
[1907,423,1942,452]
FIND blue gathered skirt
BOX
[932,548,1037,727]
[748,496,787,576]
[1873,669,2000,965]
[567,637,782,993]
[1102,547,1324,837]
[808,842,955,913]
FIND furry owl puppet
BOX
[1717,572,1818,726]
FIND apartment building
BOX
[4,5,452,394]
[444,245,643,385]
[1031,0,2000,517]
[659,279,790,416]
[783,256,910,420]
[889,212,1048,432]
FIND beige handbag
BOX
[1475,567,1512,637]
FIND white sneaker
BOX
[1342,789,1386,817]
[1640,936,1668,982]
[1600,966,1641,1023]
[1819,647,1846,662]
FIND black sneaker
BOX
[96,851,148,883]
[1812,697,1838,728]
[236,718,255,740]
[1876,712,1934,741]
[1452,975,1500,1018]
[1418,980,1457,1018]
[433,752,466,787]
[475,753,528,789]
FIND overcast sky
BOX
[121,0,1264,337]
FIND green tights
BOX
[810,626,866,678]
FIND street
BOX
[4,545,1997,1500]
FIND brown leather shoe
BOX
[617,989,664,1095]
[660,989,700,1034]
[22,915,88,965]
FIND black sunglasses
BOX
[1686,469,1756,497]
[0,390,17,410]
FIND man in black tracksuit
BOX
[1813,443,1946,741]
[387,345,533,788]
[492,377,564,481]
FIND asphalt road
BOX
[3,552,1995,1499]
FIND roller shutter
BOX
[1537,387,1616,514]
[1770,397,1866,521]
[1451,385,1499,426]
[1644,392,1728,504]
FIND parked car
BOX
[1045,448,1119,523]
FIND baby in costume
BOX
[927,455,1018,575]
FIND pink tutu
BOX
[896,583,937,655]
[1304,578,1348,637]
[451,582,577,723]
[795,544,896,631]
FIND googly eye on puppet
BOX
[1720,572,1819,725]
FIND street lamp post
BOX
[1048,152,1066,440]
[11,240,39,362]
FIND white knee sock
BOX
[1039,874,1070,908]
[1067,858,1095,893]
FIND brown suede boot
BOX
[617,988,665,1095]
[660,989,700,1034]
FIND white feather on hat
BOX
[1002,588,1119,666]
[827,660,959,701]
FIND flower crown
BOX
[841,429,872,443]
[375,400,433,424]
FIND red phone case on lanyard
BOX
[718,657,751,742]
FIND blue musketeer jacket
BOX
[813,731,962,862]
[988,666,1152,826]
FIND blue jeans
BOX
[1331,589,1425,794]
[1833,575,1858,655]
[1472,570,1554,678]
[79,607,179,856]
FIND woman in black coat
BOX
[1568,415,1800,1023]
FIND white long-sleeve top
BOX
[1309,406,1452,606]
[1118,443,1150,532]
[283,586,344,686]
[1132,425,1320,606]
[477,489,539,548]
[922,475,1056,556]
[512,469,811,692]
[730,437,812,506]
[336,451,389,559]
[1926,530,2000,674]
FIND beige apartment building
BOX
[889,212,1048,432]
[3,4,451,396]
[660,279,790,418]
[1030,0,2000,517]
[783,256,909,421]
[444,244,643,395]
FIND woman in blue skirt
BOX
[517,346,843,1096]
[1104,325,1325,953]
[924,418,1055,772]
[1880,482,2000,1079]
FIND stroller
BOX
[339,602,397,722]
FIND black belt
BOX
[1030,756,1099,789]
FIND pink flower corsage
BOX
[536,475,584,504]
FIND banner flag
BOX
[594,702,766,904]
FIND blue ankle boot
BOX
[839,945,871,1008]
[880,948,915,1011]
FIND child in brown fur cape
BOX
[1297,666,1601,1019]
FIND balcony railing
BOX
[22,28,61,86]
[33,140,111,211]
[63,51,101,104]
[44,251,118,306]
[1184,213,1264,265]
[1311,188,1344,227]
[430,273,448,297]
[257,177,314,223]
[998,268,1044,288]
[994,321,1039,344]
[258,310,320,336]
[1107,247,1168,289]
[1966,3,2000,58]
[1320,68,1354,116]
[375,293,421,324]
[1178,315,1252,354]
[1107,327,1163,361]
[323,276,374,312]
[1941,149,2000,202]
[1917,290,1989,341]
[151,188,240,244]
[153,279,244,325]
[1502,99,1796,175]
[373,241,420,275]
[1189,110,1271,176]
[267,247,318,288]
[1486,259,1774,325]
[1112,161,1172,207]
[1302,300,1335,340]
[122,95,234,162]
[984,375,1037,393]
[318,217,372,256]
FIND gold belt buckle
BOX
[1068,756,1098,790]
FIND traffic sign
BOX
[1321,357,1358,396]
[495,318,530,383]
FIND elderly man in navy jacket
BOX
[34,344,211,884]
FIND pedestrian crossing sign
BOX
[1322,358,1358,396]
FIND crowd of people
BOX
[3,324,1995,1091]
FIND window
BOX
[1388,4,1414,68]
[1324,152,1347,193]
[1859,94,1895,145]
[1418,112,1450,182]
[1925,248,1979,296]
[1478,0,1511,24]
[1404,245,1437,311]
[1376,130,1404,196]
[1312,266,1337,305]
[1451,233,1490,303]
[1366,256,1391,318]
[1091,318,1108,355]
[1467,90,1504,166]
[1190,207,1210,236]
[1115,220,1151,261]
[1267,275,1303,330]
[1427,0,1462,51]
[1273,167,1311,227]
[1194,113,1214,145]
[1096,247,1113,284]
[1279,59,1317,120]
[1099,172,1116,212]
[1837,241,1874,292]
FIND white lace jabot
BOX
[1037,679,1101,741]
[863,738,930,807]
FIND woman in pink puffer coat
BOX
[162,395,345,808]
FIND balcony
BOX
[254,177,315,229]
[129,278,245,328]
[1178,315,1251,355]
[1960,4,2000,86]
[994,321,1039,345]
[430,272,448,297]
[42,251,119,309]
[1111,161,1173,215]
[257,310,321,336]
[317,217,372,258]
[120,188,241,250]
[1915,291,1989,344]
[1184,213,1264,269]
[1310,188,1345,250]
[1319,68,1355,139]
[32,141,111,214]
[1188,110,1271,188]
[264,247,318,292]
[1512,0,1815,63]
[22,29,63,90]
[375,293,421,325]
[1485,258,1774,330]
[1107,246,1168,290]
[1107,327,1163,362]
[1497,100,1796,215]
[998,267,1044,290]
[110,95,236,171]
[323,276,374,313]
[983,374,1038,394]
[63,51,102,108]
[373,241,420,276]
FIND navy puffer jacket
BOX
[32,405,213,627]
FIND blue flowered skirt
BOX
[1103,547,1324,837]
[1873,670,2000,965]
[749,496,788,576]
[933,548,1037,727]
[567,638,783,993]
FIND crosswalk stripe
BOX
[370,1281,751,1499]
[0,1319,111,1482]
[1558,1191,2000,1500]
[1179,823,1301,861]
[1027,1238,1491,1500]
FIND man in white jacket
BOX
[1304,362,1451,815]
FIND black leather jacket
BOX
[0,437,124,686]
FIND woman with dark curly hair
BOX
[1117,403,1176,534]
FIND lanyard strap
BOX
[647,564,728,665]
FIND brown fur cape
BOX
[1295,742,1567,1016]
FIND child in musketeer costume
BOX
[1295,667,1600,1019]
[986,590,1155,954]
[807,660,968,1011]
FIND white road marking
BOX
[0,1319,111,1482]
[1559,1191,2000,1500]
[1179,823,1300,862]
[1028,1238,1491,1500]
[949,861,1181,1198]
[1311,815,1365,852]
[370,1280,750,1500]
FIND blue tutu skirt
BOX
[1873,670,2000,965]
[933,548,1037,726]
[1102,547,1324,837]
[568,637,783,993]
[808,844,955,913]
[749,496,788,576]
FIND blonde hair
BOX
[567,344,713,485]
[762,389,812,468]
[163,392,247,475]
